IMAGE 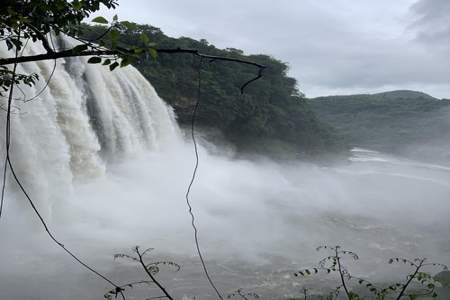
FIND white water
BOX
[0,36,180,220]
[0,39,449,299]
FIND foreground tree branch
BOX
[395,258,425,300]
[109,247,177,300]
[0,48,117,65]
[135,247,174,300]
[0,46,265,94]
[0,47,265,69]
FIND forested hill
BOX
[81,24,347,158]
[308,91,450,158]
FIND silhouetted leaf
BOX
[87,56,102,64]
[92,16,108,24]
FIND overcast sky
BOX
[97,0,450,98]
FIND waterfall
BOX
[1,35,450,300]
[0,36,181,217]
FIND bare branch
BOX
[395,259,426,300]
[135,247,174,300]
[0,45,265,95]
[335,247,351,300]
[0,46,265,69]
[0,48,117,65]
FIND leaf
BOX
[72,44,88,54]
[113,14,118,22]
[148,48,157,59]
[109,62,119,71]
[92,16,109,24]
[120,21,138,31]
[6,40,13,50]
[140,32,150,45]
[120,57,132,68]
[87,57,102,64]
[72,1,82,10]
[11,39,22,49]
[102,59,111,65]
[132,47,143,55]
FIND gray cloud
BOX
[411,0,450,28]
[410,0,450,50]
[97,0,450,98]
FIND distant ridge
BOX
[307,90,450,159]
[311,90,439,101]
[371,90,437,100]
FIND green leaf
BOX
[148,48,157,59]
[120,57,133,68]
[120,21,137,31]
[92,16,108,24]
[72,1,82,10]
[132,47,143,55]
[140,32,150,45]
[87,57,102,64]
[113,14,118,22]
[102,59,111,65]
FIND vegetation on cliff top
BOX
[81,23,347,158]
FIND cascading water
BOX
[0,36,181,218]
[0,38,449,299]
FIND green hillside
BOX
[80,23,347,158]
[308,91,450,155]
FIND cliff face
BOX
[81,24,347,159]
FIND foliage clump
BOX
[294,245,448,300]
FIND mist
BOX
[1,139,449,299]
